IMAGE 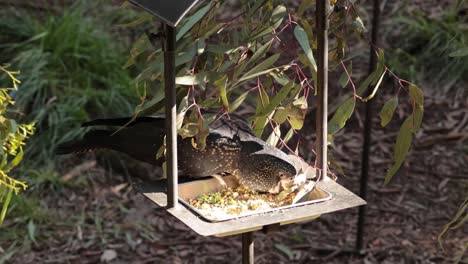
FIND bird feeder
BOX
[128,1,366,263]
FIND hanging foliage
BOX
[0,65,35,224]
[123,0,423,182]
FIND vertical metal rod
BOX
[316,0,329,179]
[163,23,178,209]
[242,232,254,264]
[357,0,381,252]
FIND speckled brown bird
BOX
[56,114,297,192]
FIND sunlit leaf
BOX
[294,25,317,72]
[176,96,189,130]
[176,3,212,41]
[266,124,281,147]
[361,70,386,102]
[176,73,206,85]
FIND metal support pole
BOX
[357,0,381,252]
[316,0,329,179]
[162,23,178,209]
[242,232,254,264]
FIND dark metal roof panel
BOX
[129,0,201,27]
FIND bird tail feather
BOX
[55,130,113,155]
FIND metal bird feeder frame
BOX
[128,1,367,263]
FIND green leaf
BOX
[408,85,424,106]
[328,97,356,134]
[273,107,288,124]
[237,54,280,84]
[338,63,352,88]
[214,76,229,109]
[176,3,212,41]
[230,91,250,112]
[380,96,399,127]
[361,70,386,102]
[255,82,295,117]
[27,220,37,243]
[0,188,13,225]
[270,5,287,30]
[297,0,315,17]
[283,128,294,144]
[274,243,294,260]
[384,116,414,185]
[408,85,424,132]
[352,16,367,34]
[118,14,152,28]
[246,0,269,18]
[449,47,468,57]
[438,198,468,248]
[253,114,271,138]
[270,72,290,86]
[247,39,274,69]
[266,124,281,147]
[176,72,206,85]
[178,123,199,139]
[176,96,189,130]
[357,49,385,96]
[294,25,317,72]
[4,148,23,173]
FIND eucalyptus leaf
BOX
[255,81,295,117]
[380,96,399,127]
[294,25,317,72]
[328,97,356,134]
[176,3,212,41]
[384,116,414,185]
[237,54,280,84]
[230,91,250,112]
[274,243,294,260]
[266,124,281,147]
[449,47,468,57]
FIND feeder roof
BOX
[129,0,201,27]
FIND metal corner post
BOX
[316,0,329,179]
[163,23,178,209]
[357,0,381,252]
[242,232,254,264]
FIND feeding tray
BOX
[178,175,332,222]
[137,156,365,237]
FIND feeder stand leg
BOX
[357,0,381,253]
[162,23,178,209]
[242,232,254,264]
[316,0,330,179]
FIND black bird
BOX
[56,114,297,193]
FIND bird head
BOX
[239,142,297,193]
